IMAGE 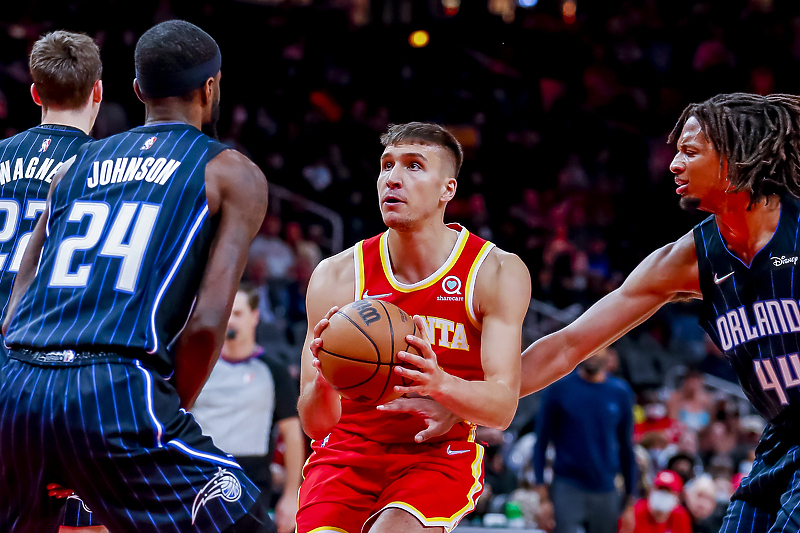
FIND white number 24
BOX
[50,200,160,293]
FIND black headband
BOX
[136,48,221,98]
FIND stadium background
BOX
[2,0,794,529]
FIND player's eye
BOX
[383,161,393,171]
[408,162,421,170]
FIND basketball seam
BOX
[336,310,381,362]
[374,300,395,405]
[318,347,381,390]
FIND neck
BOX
[222,336,257,363]
[385,221,459,284]
[714,195,781,265]
[143,99,203,130]
[40,107,93,134]
[579,369,606,383]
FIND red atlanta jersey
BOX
[335,223,495,444]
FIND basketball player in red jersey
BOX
[297,122,531,533]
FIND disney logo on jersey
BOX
[771,255,799,269]
[191,468,242,525]
[140,135,157,150]
[38,138,51,153]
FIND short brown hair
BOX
[29,31,102,109]
[380,122,464,179]
[237,281,260,311]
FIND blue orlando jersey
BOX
[5,123,229,375]
[695,197,800,423]
[0,125,90,315]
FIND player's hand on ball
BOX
[378,396,460,442]
[393,315,450,397]
[310,306,339,390]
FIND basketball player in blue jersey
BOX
[383,93,800,533]
[0,31,102,365]
[0,20,275,533]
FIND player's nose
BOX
[670,155,685,175]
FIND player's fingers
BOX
[394,365,425,382]
[412,315,431,342]
[415,422,446,443]
[376,397,417,412]
[404,334,434,358]
[396,350,428,369]
[312,318,330,338]
[324,306,339,320]
[393,384,422,395]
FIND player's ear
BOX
[132,79,145,104]
[92,80,103,104]
[441,175,457,203]
[30,84,42,107]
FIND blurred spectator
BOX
[285,220,322,270]
[191,283,305,533]
[249,214,296,281]
[666,452,696,485]
[683,475,726,533]
[630,470,692,533]
[533,349,635,533]
[668,370,713,432]
[485,445,519,498]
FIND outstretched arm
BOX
[392,249,531,430]
[520,232,701,396]
[172,151,268,409]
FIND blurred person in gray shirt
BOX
[192,282,304,533]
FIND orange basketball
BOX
[318,299,421,405]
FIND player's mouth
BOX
[675,177,689,195]
[382,195,406,207]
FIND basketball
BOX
[318,299,421,405]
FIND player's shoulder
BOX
[313,245,356,282]
[475,245,531,292]
[207,148,264,180]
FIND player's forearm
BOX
[520,333,576,397]
[278,418,305,494]
[432,374,518,430]
[298,381,342,440]
[173,317,225,409]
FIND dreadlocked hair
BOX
[668,92,800,208]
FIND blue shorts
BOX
[720,422,800,533]
[0,356,274,533]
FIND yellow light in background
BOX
[562,0,576,24]
[409,30,430,48]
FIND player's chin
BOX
[679,195,702,212]
[381,212,413,230]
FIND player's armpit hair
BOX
[670,292,698,303]
[669,93,800,208]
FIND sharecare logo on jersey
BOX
[191,468,242,525]
[141,136,157,150]
[771,255,798,268]
[442,275,462,295]
[39,138,51,153]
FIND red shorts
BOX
[297,428,485,533]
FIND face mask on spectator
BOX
[648,489,678,516]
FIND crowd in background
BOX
[2,0,797,530]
